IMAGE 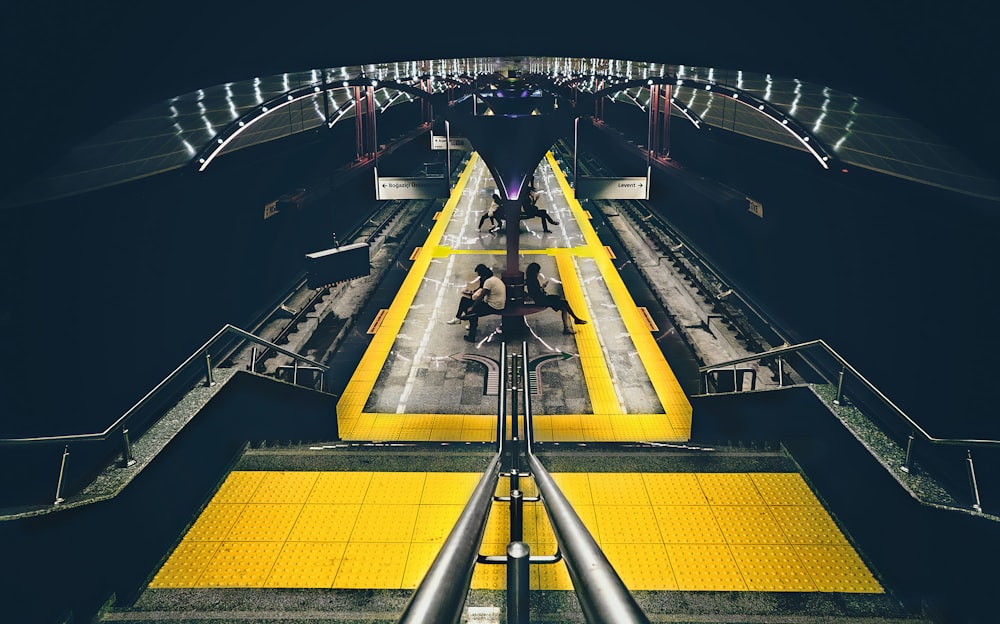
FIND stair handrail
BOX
[396,341,508,624]
[0,324,328,446]
[699,339,1000,449]
[522,341,652,624]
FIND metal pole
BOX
[777,356,784,387]
[573,117,579,190]
[120,428,136,468]
[498,342,508,449]
[834,366,846,405]
[510,489,523,542]
[445,120,452,189]
[510,353,520,442]
[54,445,69,505]
[507,541,530,624]
[967,450,983,513]
[204,352,215,387]
[293,359,299,386]
[250,345,258,372]
[901,434,915,473]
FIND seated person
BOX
[446,270,485,325]
[460,264,507,342]
[478,193,503,233]
[525,262,587,334]
[520,191,559,233]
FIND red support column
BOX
[353,85,365,161]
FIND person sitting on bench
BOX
[525,262,587,334]
[460,263,507,342]
[478,192,503,233]
[520,190,559,233]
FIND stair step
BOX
[101,588,932,623]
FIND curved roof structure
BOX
[3,56,998,209]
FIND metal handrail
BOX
[0,324,328,446]
[522,341,652,624]
[699,339,1000,449]
[397,343,508,624]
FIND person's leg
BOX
[464,313,479,340]
[561,309,574,333]
[449,296,473,324]
[563,299,587,324]
[464,300,491,340]
[478,213,490,230]
[540,214,552,233]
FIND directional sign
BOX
[375,169,450,199]
[575,172,649,200]
[431,134,473,151]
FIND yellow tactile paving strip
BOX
[334,152,692,443]
[152,471,882,594]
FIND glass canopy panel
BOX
[4,57,998,210]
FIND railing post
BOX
[250,345,258,372]
[54,445,69,505]
[777,356,784,387]
[834,365,846,405]
[967,450,983,513]
[120,428,136,468]
[293,359,299,386]
[507,541,530,624]
[510,489,524,542]
[204,351,215,387]
[900,433,915,473]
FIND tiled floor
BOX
[335,152,692,443]
[151,470,883,594]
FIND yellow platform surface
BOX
[152,470,883,593]
[335,152,692,444]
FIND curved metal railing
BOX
[0,324,327,448]
[397,342,508,624]
[0,324,329,508]
[522,341,652,624]
[701,339,1000,514]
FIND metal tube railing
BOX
[0,324,328,446]
[700,339,999,513]
[522,341,651,624]
[396,451,502,624]
[397,342,508,624]
[700,339,1000,449]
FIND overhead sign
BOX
[575,175,649,200]
[375,169,450,200]
[747,197,764,218]
[431,134,473,151]
[263,200,279,220]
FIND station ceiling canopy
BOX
[4,56,998,208]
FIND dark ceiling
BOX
[2,1,996,198]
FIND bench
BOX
[500,302,547,317]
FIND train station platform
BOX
[337,152,692,443]
[132,153,899,620]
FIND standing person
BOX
[460,264,507,342]
[524,262,587,334]
[478,193,503,233]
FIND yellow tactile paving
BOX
[153,471,882,594]
[334,152,692,444]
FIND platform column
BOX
[501,196,528,339]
